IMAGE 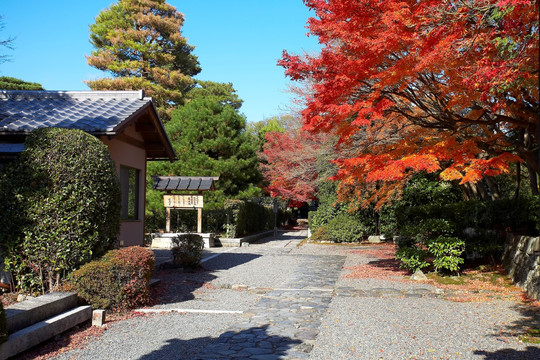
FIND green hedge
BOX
[396,196,539,236]
[394,196,539,273]
[224,199,291,237]
[69,246,155,311]
[310,213,368,243]
[0,128,121,294]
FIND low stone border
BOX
[215,230,275,247]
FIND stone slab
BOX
[5,292,77,334]
[0,305,92,360]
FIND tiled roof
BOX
[0,90,149,134]
[153,176,219,192]
[0,90,176,161]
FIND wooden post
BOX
[197,208,202,233]
[166,207,171,233]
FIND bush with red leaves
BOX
[68,246,154,311]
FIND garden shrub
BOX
[398,218,465,274]
[309,226,328,242]
[171,234,204,268]
[324,213,367,243]
[395,246,430,272]
[0,302,6,344]
[69,246,155,311]
[427,236,465,273]
[0,128,121,294]
[224,199,290,237]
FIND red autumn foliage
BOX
[280,0,539,207]
[261,128,334,203]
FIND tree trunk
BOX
[475,181,489,200]
[485,176,500,200]
[460,184,471,201]
[514,162,521,199]
[527,163,539,195]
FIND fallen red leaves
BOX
[341,243,539,307]
[344,243,409,279]
[17,322,106,360]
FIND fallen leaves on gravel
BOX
[342,243,539,306]
[17,323,106,360]
[343,243,409,279]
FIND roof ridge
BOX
[0,90,147,100]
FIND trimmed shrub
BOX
[171,234,204,268]
[309,226,328,242]
[324,213,368,243]
[224,199,291,237]
[69,247,155,311]
[0,128,121,294]
[0,302,6,344]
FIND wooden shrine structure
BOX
[152,176,219,233]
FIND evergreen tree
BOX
[87,0,201,120]
[0,76,43,90]
[147,81,262,210]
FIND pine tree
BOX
[147,82,263,210]
[87,0,201,120]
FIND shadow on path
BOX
[151,252,261,305]
[473,346,540,359]
[137,324,301,360]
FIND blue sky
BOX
[0,0,319,123]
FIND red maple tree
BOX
[261,128,334,204]
[279,0,539,207]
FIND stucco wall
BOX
[502,234,540,300]
[100,125,146,247]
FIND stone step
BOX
[5,292,78,334]
[0,305,92,360]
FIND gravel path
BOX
[49,230,539,360]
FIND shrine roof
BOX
[152,176,219,192]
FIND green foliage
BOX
[324,213,368,243]
[186,81,243,110]
[0,128,121,294]
[0,302,6,344]
[246,115,289,152]
[395,246,430,272]
[69,247,155,310]
[146,82,262,225]
[427,236,465,273]
[399,218,465,274]
[309,179,375,242]
[87,0,201,120]
[383,173,463,236]
[309,226,328,242]
[171,234,204,268]
[308,180,346,231]
[0,76,43,90]
[224,199,291,237]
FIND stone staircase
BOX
[0,292,91,360]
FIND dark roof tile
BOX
[152,176,219,192]
[0,90,149,134]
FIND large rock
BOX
[410,269,428,281]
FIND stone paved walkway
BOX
[197,254,345,359]
[47,229,539,360]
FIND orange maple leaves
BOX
[279,0,539,206]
